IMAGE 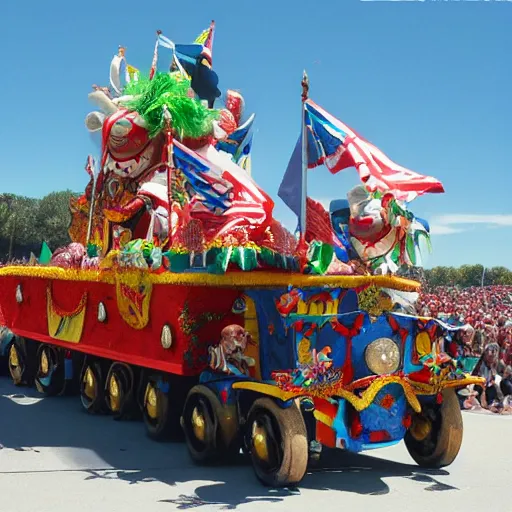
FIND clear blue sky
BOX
[2,0,511,268]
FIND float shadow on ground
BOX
[0,378,455,509]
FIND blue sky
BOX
[2,0,511,268]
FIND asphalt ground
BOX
[0,377,509,512]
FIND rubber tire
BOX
[246,398,308,487]
[105,364,136,420]
[80,360,107,414]
[405,388,463,468]
[35,345,65,396]
[182,385,240,464]
[143,378,180,441]
[8,337,37,386]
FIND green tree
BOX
[0,194,39,259]
[485,266,512,286]
[35,190,75,251]
[426,266,451,287]
[458,264,484,288]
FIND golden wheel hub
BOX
[410,415,432,442]
[145,383,158,420]
[108,375,121,412]
[9,344,19,367]
[191,406,206,442]
[252,422,269,463]
[83,368,96,400]
[40,351,49,375]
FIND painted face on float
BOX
[85,90,162,181]
[101,109,160,179]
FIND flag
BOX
[303,99,444,202]
[215,114,255,163]
[194,28,210,45]
[278,134,303,220]
[194,21,215,66]
[194,21,214,50]
[39,241,52,265]
[127,64,139,81]
[158,33,175,50]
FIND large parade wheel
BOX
[405,388,463,468]
[8,337,36,386]
[246,398,308,487]
[142,377,180,440]
[182,385,240,464]
[80,360,107,413]
[35,344,65,396]
[105,364,137,419]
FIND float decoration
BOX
[0,22,487,489]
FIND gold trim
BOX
[233,377,422,413]
[313,410,334,427]
[0,266,420,291]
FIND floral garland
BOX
[0,265,422,291]
[178,301,226,369]
[357,284,394,317]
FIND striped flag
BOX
[139,141,272,238]
[303,100,444,202]
[158,33,175,50]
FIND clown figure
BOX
[208,324,255,376]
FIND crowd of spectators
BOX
[418,285,512,414]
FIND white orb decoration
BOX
[161,324,172,349]
[98,302,107,323]
[15,284,23,304]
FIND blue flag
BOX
[278,134,303,226]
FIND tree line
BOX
[423,265,512,287]
[0,191,77,261]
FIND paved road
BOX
[0,377,509,512]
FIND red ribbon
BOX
[331,313,365,385]
[387,315,409,353]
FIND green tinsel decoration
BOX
[122,73,220,139]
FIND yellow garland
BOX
[0,266,421,292]
[410,375,486,395]
[233,376,422,413]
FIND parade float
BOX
[0,22,485,487]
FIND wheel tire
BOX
[246,398,308,487]
[105,364,136,419]
[182,385,240,464]
[35,345,65,396]
[80,360,107,414]
[142,377,180,440]
[8,338,36,386]
[405,388,463,468]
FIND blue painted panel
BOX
[359,384,407,442]
[245,289,295,380]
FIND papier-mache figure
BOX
[69,27,270,257]
[208,324,255,376]
[345,185,431,274]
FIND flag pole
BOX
[163,105,174,248]
[85,156,98,245]
[300,70,309,238]
[149,30,162,80]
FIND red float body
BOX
[0,275,242,376]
